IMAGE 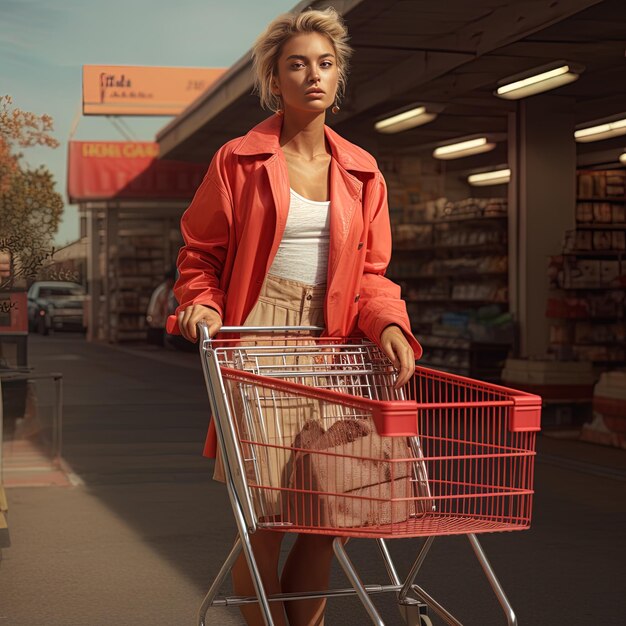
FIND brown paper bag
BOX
[286,419,415,528]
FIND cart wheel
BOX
[399,602,432,626]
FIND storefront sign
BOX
[67,141,208,203]
[82,65,226,116]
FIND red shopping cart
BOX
[185,321,541,626]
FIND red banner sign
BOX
[67,141,208,203]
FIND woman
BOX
[175,8,422,626]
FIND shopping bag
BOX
[286,418,416,528]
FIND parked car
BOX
[27,281,86,335]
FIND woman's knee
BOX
[250,529,284,558]
[295,533,338,554]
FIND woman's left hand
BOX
[380,325,416,390]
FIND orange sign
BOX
[82,65,226,116]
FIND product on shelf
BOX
[388,195,510,380]
[583,371,626,448]
[501,358,596,402]
[108,230,171,342]
[549,169,626,371]
[548,255,626,289]
[578,170,626,198]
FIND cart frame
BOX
[195,322,540,626]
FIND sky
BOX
[0,0,295,246]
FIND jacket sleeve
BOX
[173,153,233,319]
[357,173,423,359]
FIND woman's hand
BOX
[380,325,416,390]
[178,304,222,342]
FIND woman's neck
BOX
[279,110,329,160]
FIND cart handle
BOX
[166,315,322,339]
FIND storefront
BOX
[67,141,208,342]
[156,0,626,436]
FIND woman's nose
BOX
[309,67,320,82]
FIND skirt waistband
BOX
[260,274,326,310]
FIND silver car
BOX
[27,281,86,334]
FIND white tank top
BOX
[268,188,330,285]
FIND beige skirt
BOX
[213,274,326,511]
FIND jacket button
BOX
[354,294,360,302]
[357,242,364,250]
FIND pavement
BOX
[1,332,625,626]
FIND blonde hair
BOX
[251,7,353,112]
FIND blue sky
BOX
[0,0,295,246]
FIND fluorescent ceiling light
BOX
[496,64,581,100]
[375,106,437,134]
[620,152,626,165]
[433,137,496,160]
[468,168,511,187]
[575,118,626,143]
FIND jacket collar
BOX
[233,114,378,174]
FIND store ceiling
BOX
[157,0,626,165]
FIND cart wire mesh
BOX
[204,334,539,539]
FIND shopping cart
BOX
[188,322,541,626]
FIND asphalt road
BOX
[1,332,625,626]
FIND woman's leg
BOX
[232,529,287,626]
[280,534,337,626]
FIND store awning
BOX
[157,0,625,163]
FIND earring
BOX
[275,95,283,116]
[331,103,340,114]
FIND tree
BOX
[0,95,64,290]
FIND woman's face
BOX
[273,32,339,114]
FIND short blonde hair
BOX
[252,7,353,112]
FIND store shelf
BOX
[574,223,626,230]
[398,272,507,280]
[546,315,625,320]
[561,250,625,257]
[548,169,626,372]
[108,233,168,343]
[555,286,626,291]
[577,197,626,203]
[418,335,472,351]
[389,196,511,382]
[394,243,507,254]
[417,360,470,375]
[406,215,507,227]
[117,256,164,260]
[406,298,507,305]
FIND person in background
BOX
[174,8,422,626]
[146,269,175,346]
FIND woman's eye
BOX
[291,62,305,70]
[321,61,333,68]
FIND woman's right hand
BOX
[178,304,222,342]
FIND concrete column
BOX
[86,207,101,342]
[509,95,576,357]
[104,206,118,343]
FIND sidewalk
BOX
[1,333,625,626]
[1,333,242,626]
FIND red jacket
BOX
[174,114,422,457]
